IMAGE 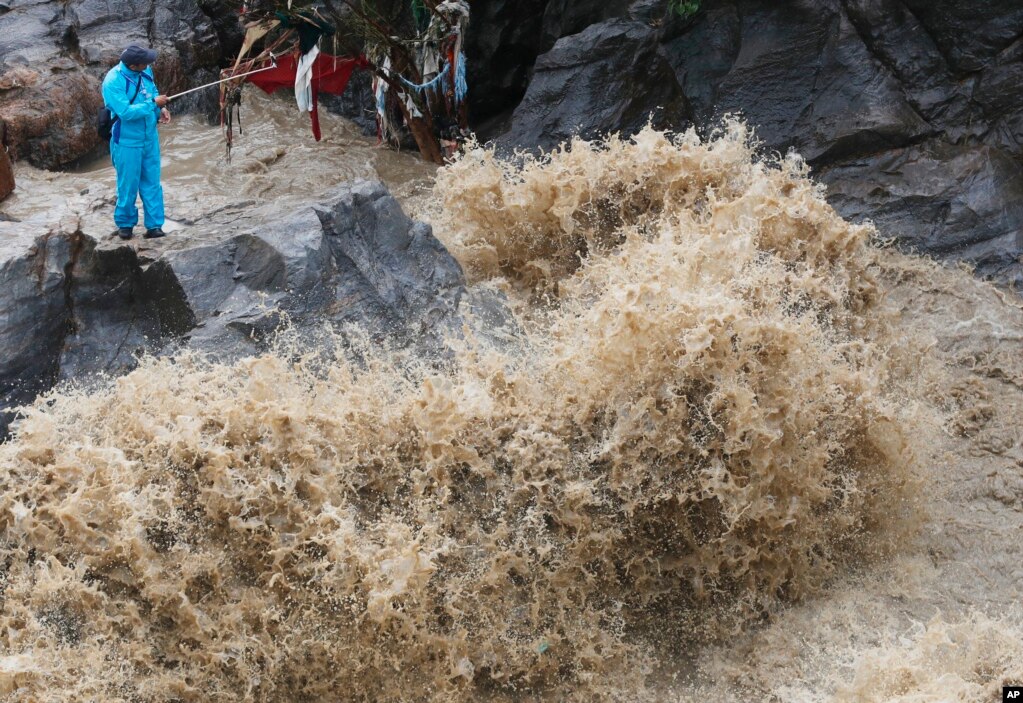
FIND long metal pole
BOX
[165,56,278,102]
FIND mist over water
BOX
[2,121,1022,701]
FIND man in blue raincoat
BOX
[102,44,171,240]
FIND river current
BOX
[1,97,1021,702]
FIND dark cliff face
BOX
[498,19,692,152]
[467,0,1023,287]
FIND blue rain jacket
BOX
[101,63,161,147]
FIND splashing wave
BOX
[0,124,927,700]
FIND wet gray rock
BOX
[500,19,691,153]
[840,0,965,130]
[537,0,682,54]
[0,181,472,436]
[0,0,63,68]
[0,219,74,433]
[467,0,685,133]
[195,0,245,67]
[664,1,933,165]
[538,0,632,53]
[821,141,1023,289]
[160,180,466,356]
[320,70,377,137]
[897,0,1023,74]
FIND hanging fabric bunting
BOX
[394,53,468,106]
[295,45,320,113]
[247,53,370,141]
[374,54,395,144]
[364,0,471,158]
[454,53,467,105]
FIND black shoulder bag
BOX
[97,75,143,142]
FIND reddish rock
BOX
[0,67,42,92]
[0,72,104,171]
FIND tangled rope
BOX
[218,27,294,161]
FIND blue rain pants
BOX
[111,138,164,230]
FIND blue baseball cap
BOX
[120,44,157,66]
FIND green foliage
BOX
[668,0,700,20]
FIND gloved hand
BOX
[159,107,171,124]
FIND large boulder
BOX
[0,71,105,169]
[500,19,691,152]
[658,1,740,122]
[664,0,931,166]
[0,181,471,436]
[538,0,681,53]
[157,181,466,355]
[0,218,75,433]
[974,38,1023,159]
[840,0,966,130]
[464,0,687,131]
[538,0,632,53]
[898,0,1023,73]
[0,0,234,169]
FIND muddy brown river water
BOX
[1,111,1021,702]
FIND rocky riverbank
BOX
[0,0,242,170]
[0,177,482,435]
